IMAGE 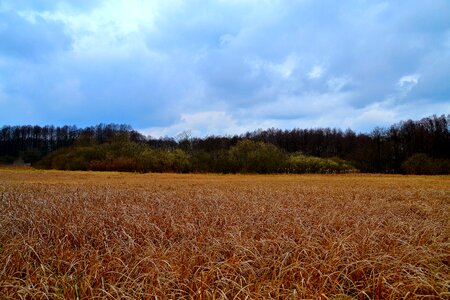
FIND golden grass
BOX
[0,170,449,299]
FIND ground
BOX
[0,170,449,299]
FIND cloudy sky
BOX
[0,0,449,137]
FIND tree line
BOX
[1,114,449,174]
[0,124,144,164]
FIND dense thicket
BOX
[0,124,144,159]
[34,140,355,174]
[1,114,449,174]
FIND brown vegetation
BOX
[0,170,449,299]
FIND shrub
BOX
[286,153,356,174]
[402,153,450,175]
[169,149,191,173]
[109,157,138,172]
[228,140,287,173]
[136,148,157,172]
[34,140,359,174]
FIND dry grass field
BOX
[0,170,449,299]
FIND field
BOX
[0,170,449,299]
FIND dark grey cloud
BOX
[0,11,71,61]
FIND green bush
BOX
[34,139,360,174]
[65,156,90,171]
[169,149,191,173]
[402,153,450,175]
[136,148,157,172]
[286,153,356,174]
[228,140,287,173]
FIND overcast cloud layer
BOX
[0,0,449,137]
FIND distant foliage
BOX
[228,140,287,173]
[402,153,450,175]
[34,139,356,174]
[0,155,15,165]
[3,114,450,174]
[35,142,192,173]
[286,154,356,174]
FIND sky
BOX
[0,0,449,137]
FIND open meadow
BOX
[0,170,449,299]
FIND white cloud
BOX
[142,111,238,137]
[308,65,324,79]
[272,55,298,79]
[397,74,420,90]
[353,102,397,125]
[246,54,299,79]
[27,0,161,55]
[141,111,279,138]
[252,91,352,119]
[327,76,352,92]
